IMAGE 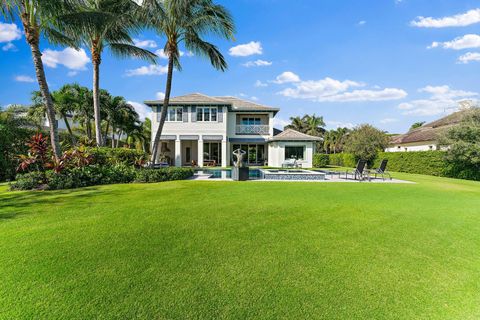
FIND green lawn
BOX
[1,174,480,319]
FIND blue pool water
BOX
[196,169,262,180]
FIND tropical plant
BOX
[1,0,78,159]
[440,108,480,180]
[0,105,35,181]
[61,0,157,146]
[344,124,389,163]
[144,0,235,164]
[285,114,325,136]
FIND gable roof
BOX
[390,109,471,145]
[269,128,322,142]
[144,93,279,113]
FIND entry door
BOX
[186,147,191,163]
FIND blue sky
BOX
[1,0,480,133]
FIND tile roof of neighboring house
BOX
[390,109,470,145]
[269,128,322,142]
[144,93,279,113]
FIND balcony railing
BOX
[236,125,270,135]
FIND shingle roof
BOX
[269,129,322,142]
[144,93,279,112]
[390,109,470,145]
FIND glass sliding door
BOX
[230,144,266,166]
[203,142,222,166]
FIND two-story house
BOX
[145,93,320,168]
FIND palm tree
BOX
[144,0,235,164]
[1,0,77,160]
[285,116,305,132]
[303,114,325,136]
[62,0,157,147]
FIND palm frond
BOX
[185,31,227,71]
[42,27,79,48]
[109,43,158,64]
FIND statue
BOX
[232,148,246,168]
[232,148,249,181]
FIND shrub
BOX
[313,154,329,168]
[344,124,389,164]
[9,172,47,191]
[134,167,194,183]
[373,151,447,176]
[88,147,148,167]
[328,153,357,167]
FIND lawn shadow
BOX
[0,186,129,221]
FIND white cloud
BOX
[277,75,407,102]
[326,120,355,129]
[2,42,16,51]
[133,38,157,48]
[398,85,478,116]
[273,117,290,129]
[429,34,480,50]
[67,71,78,77]
[255,80,268,87]
[458,52,480,63]
[0,22,21,43]
[273,71,301,84]
[358,20,367,26]
[156,91,165,100]
[42,48,90,70]
[380,118,398,124]
[154,49,187,59]
[128,101,151,120]
[14,75,35,83]
[242,59,272,67]
[125,64,168,76]
[411,9,480,28]
[229,41,263,57]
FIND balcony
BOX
[236,125,270,135]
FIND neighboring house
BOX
[386,110,469,152]
[145,93,321,168]
[43,113,75,132]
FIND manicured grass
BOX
[1,174,480,319]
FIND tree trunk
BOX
[151,53,175,165]
[22,19,61,160]
[116,131,122,148]
[112,126,116,148]
[104,120,110,144]
[86,120,92,140]
[92,44,103,147]
[62,112,76,146]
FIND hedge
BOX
[373,151,447,177]
[326,153,357,168]
[10,166,194,191]
[312,154,329,168]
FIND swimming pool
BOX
[195,169,326,181]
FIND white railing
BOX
[236,125,270,135]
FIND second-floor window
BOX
[197,107,218,122]
[167,107,183,122]
[241,117,262,125]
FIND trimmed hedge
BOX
[373,151,447,177]
[313,154,329,168]
[327,153,356,168]
[10,166,194,191]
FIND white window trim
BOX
[197,106,218,122]
[166,106,183,122]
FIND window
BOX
[197,107,218,122]
[241,117,262,125]
[166,107,183,122]
[285,146,305,160]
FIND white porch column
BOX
[221,138,227,167]
[198,139,204,167]
[175,139,181,167]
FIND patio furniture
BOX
[345,160,369,181]
[371,159,392,181]
[282,158,297,168]
[204,160,217,167]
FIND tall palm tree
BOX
[143,0,235,164]
[285,116,306,132]
[62,0,157,147]
[1,0,77,160]
[303,114,325,136]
